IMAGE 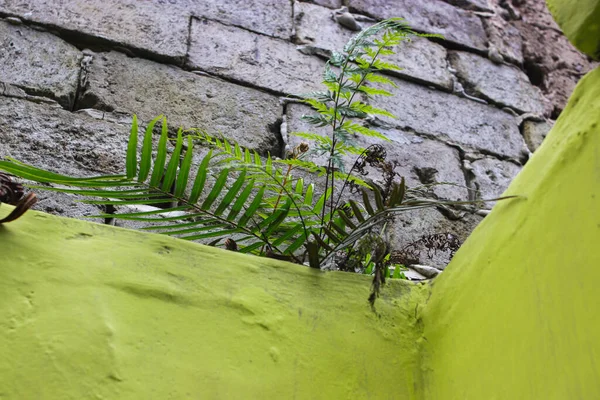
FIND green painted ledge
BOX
[0,206,429,399]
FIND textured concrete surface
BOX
[0,205,429,399]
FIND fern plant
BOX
[0,18,513,274]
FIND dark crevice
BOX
[72,68,84,112]
[381,68,454,93]
[73,90,114,113]
[289,0,296,41]
[103,204,116,225]
[267,116,285,159]
[189,14,291,43]
[183,15,193,68]
[550,105,562,120]
[71,53,92,112]
[439,0,493,12]
[523,58,545,87]
[186,67,292,98]
[449,143,479,202]
[3,84,70,110]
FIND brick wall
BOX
[0,0,593,272]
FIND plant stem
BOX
[323,45,385,237]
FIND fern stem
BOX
[320,41,386,247]
[260,163,294,256]
[244,164,310,259]
[330,144,379,215]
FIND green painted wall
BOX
[419,64,600,399]
[0,207,429,399]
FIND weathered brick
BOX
[186,0,293,39]
[294,2,453,90]
[449,51,546,114]
[440,0,492,12]
[301,0,342,9]
[471,157,521,206]
[285,103,468,201]
[388,208,483,269]
[0,96,130,220]
[0,19,81,109]
[483,16,524,65]
[522,119,553,152]
[369,77,525,159]
[0,0,189,61]
[349,0,488,51]
[187,17,325,96]
[80,51,282,155]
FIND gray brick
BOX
[388,208,483,269]
[440,0,492,12]
[522,119,553,153]
[471,157,521,206]
[300,0,342,9]
[0,97,127,175]
[186,0,294,39]
[187,18,325,96]
[285,103,468,201]
[483,17,524,65]
[0,96,130,221]
[0,20,81,109]
[294,2,453,90]
[369,77,525,159]
[350,0,488,52]
[80,51,282,155]
[0,0,189,61]
[449,51,546,114]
